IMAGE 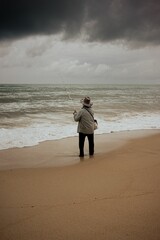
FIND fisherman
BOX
[73,97,95,158]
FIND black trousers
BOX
[79,132,94,157]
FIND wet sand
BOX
[0,130,160,240]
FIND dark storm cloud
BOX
[0,0,86,39]
[0,0,160,46]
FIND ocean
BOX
[0,84,160,150]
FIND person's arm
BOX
[73,109,82,122]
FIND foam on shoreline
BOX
[0,129,159,170]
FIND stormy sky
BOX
[0,0,160,84]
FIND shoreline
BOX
[0,129,159,170]
[1,112,160,151]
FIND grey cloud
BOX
[26,37,54,57]
[0,41,12,57]
[0,0,160,46]
[85,0,160,47]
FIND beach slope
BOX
[0,131,160,240]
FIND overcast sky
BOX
[0,0,160,84]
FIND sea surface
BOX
[0,84,160,150]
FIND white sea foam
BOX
[0,113,159,150]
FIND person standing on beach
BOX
[73,97,95,158]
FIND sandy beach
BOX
[0,130,160,240]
